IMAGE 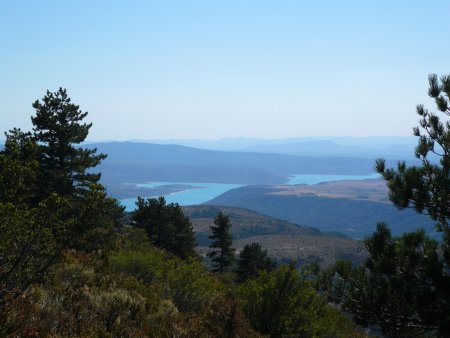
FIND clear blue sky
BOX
[1,1,449,140]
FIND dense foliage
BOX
[236,242,276,282]
[31,88,107,199]
[0,89,118,315]
[238,263,365,338]
[132,196,197,258]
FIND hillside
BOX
[183,205,366,266]
[206,182,436,239]
[90,142,377,176]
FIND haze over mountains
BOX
[114,136,418,159]
[82,137,433,242]
[90,138,419,192]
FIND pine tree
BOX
[207,212,235,273]
[132,197,197,258]
[236,242,275,282]
[0,89,121,310]
[376,74,450,233]
[0,128,39,205]
[166,204,197,259]
[31,87,106,198]
[133,197,170,248]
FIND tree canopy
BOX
[236,242,275,282]
[132,196,197,259]
[0,88,121,313]
[376,74,450,233]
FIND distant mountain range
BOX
[88,141,416,199]
[108,136,418,160]
[241,140,415,159]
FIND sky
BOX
[1,0,449,141]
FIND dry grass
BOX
[271,179,389,202]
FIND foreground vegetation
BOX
[0,89,363,337]
[3,228,366,337]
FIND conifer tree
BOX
[0,89,120,311]
[132,197,197,258]
[207,212,235,273]
[133,197,170,248]
[376,74,450,233]
[31,87,106,198]
[166,204,197,259]
[236,242,275,282]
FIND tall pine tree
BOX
[207,212,235,273]
[0,89,120,311]
[31,88,106,199]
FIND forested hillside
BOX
[184,205,367,266]
[208,185,436,238]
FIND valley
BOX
[92,141,434,241]
[183,205,367,266]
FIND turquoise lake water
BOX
[120,174,381,211]
[120,182,242,211]
[286,173,381,185]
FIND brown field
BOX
[271,179,389,202]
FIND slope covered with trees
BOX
[184,205,367,266]
[208,184,436,238]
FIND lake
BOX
[286,173,381,185]
[120,182,243,211]
[120,174,382,211]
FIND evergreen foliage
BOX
[376,74,450,233]
[31,88,106,198]
[239,264,365,338]
[320,74,450,337]
[319,223,448,337]
[0,129,39,205]
[207,212,235,273]
[0,89,121,313]
[236,242,275,282]
[132,196,197,258]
